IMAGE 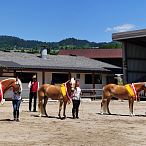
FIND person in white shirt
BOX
[72,80,82,119]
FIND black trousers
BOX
[29,92,37,111]
[72,99,80,118]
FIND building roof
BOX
[112,29,146,41]
[59,49,122,59]
[0,51,120,73]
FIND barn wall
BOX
[126,42,146,82]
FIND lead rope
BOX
[64,83,72,104]
[131,83,138,101]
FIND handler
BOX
[28,75,39,112]
[72,79,82,119]
[12,84,22,121]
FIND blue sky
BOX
[0,0,146,43]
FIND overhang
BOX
[112,29,146,47]
[112,29,146,41]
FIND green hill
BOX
[0,36,122,54]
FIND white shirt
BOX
[12,93,21,100]
[72,87,81,100]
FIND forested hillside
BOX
[0,36,122,54]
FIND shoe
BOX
[16,119,20,122]
[72,115,75,119]
[13,118,16,121]
[76,117,79,119]
[33,110,37,112]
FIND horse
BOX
[0,77,22,104]
[38,78,76,119]
[100,82,146,116]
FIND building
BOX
[59,49,122,67]
[112,29,146,83]
[0,50,120,98]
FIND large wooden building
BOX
[112,29,146,83]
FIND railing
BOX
[4,88,103,101]
[81,89,103,100]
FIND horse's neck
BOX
[1,79,14,93]
[135,83,143,92]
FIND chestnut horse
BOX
[0,77,22,104]
[100,82,146,116]
[38,78,75,118]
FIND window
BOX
[85,74,102,84]
[16,72,35,83]
[52,73,68,84]
[76,74,80,79]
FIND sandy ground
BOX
[0,99,146,146]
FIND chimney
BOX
[40,46,48,59]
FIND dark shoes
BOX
[14,118,20,122]
[29,110,37,112]
[72,115,79,119]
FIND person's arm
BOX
[28,81,31,88]
[37,81,39,89]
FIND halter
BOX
[64,82,72,102]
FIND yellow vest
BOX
[125,84,135,97]
[61,84,66,97]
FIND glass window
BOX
[85,74,102,84]
[76,74,80,79]
[16,72,35,83]
[52,73,68,84]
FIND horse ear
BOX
[16,77,18,81]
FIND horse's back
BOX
[103,84,128,97]
[38,84,62,100]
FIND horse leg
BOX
[43,96,48,117]
[58,100,63,118]
[38,96,43,117]
[107,98,111,114]
[128,97,135,116]
[63,101,67,118]
[100,98,107,114]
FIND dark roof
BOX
[112,29,146,41]
[0,51,120,72]
[59,49,122,59]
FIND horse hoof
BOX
[39,114,42,117]
[129,113,135,117]
[1,99,5,104]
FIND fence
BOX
[81,89,103,100]
[4,88,103,101]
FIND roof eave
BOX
[112,29,146,41]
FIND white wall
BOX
[0,71,108,99]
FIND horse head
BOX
[1,77,22,93]
[70,77,76,91]
[0,77,22,104]
[12,77,23,93]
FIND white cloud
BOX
[105,24,136,33]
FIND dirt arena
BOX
[0,99,146,146]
